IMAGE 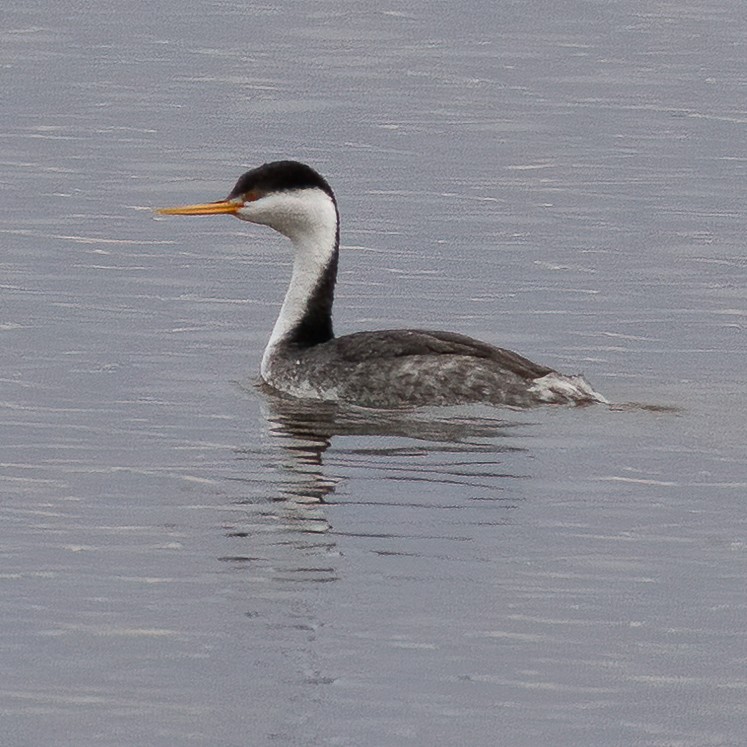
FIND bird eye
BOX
[243,190,262,202]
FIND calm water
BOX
[2,1,746,745]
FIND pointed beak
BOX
[156,199,239,216]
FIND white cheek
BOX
[235,189,336,241]
[235,200,276,227]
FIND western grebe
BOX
[158,160,606,409]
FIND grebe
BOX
[158,160,606,409]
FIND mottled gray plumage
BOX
[263,328,603,409]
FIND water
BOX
[2,1,746,745]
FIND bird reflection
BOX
[227,386,534,586]
[256,386,530,507]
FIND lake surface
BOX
[2,1,745,745]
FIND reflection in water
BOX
[224,387,535,592]
[260,387,531,500]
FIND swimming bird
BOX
[158,160,605,409]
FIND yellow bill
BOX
[157,200,239,216]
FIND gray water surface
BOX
[2,1,746,745]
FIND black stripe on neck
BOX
[286,225,339,348]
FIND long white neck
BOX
[266,230,337,346]
[249,189,338,379]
